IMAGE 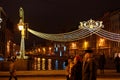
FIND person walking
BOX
[99,52,106,74]
[114,54,120,73]
[66,57,74,80]
[82,49,97,80]
[69,55,82,80]
[65,58,73,80]
[9,57,17,80]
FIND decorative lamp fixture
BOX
[18,19,24,31]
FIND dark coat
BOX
[70,61,82,80]
[99,54,106,70]
[82,58,97,80]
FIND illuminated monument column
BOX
[17,7,26,59]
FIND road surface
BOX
[0,76,120,80]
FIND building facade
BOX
[0,7,17,60]
[99,10,120,58]
[0,7,7,59]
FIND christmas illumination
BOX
[28,19,120,42]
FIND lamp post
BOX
[17,7,26,59]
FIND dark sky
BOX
[0,0,120,49]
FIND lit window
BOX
[48,59,52,70]
[71,42,77,49]
[64,46,66,51]
[42,48,46,54]
[42,58,46,70]
[60,51,62,56]
[38,48,41,52]
[83,41,88,49]
[37,58,40,70]
[99,38,105,47]
[55,47,58,52]
[63,62,66,69]
[0,57,4,61]
[55,60,58,70]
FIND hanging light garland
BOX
[28,19,120,42]
[96,29,120,42]
[28,28,93,42]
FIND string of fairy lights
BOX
[28,19,120,42]
[96,29,120,42]
[28,28,94,42]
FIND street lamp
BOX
[17,7,26,59]
[18,19,24,31]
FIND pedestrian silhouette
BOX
[82,49,97,80]
[65,58,73,80]
[114,54,120,73]
[9,57,17,80]
[99,52,106,74]
[70,55,82,80]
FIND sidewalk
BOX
[0,70,66,77]
[0,70,120,78]
[97,69,120,78]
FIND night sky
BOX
[0,0,120,49]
